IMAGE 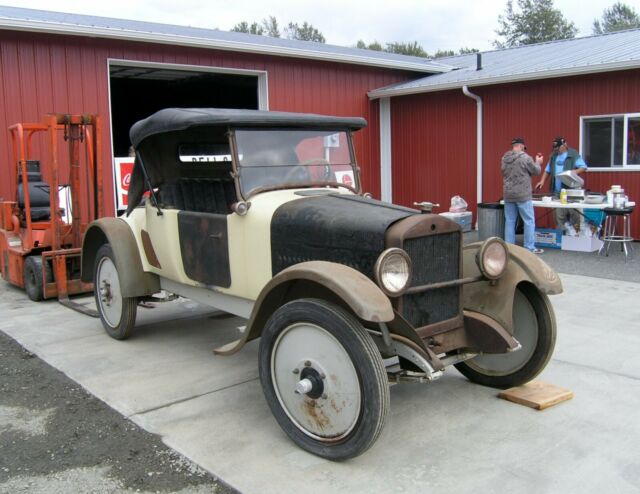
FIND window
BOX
[581,114,640,169]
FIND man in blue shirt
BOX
[535,137,587,230]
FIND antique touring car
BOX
[81,108,562,460]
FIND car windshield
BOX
[235,129,358,197]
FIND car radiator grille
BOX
[401,232,461,328]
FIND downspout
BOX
[462,85,483,205]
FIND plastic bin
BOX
[477,202,505,240]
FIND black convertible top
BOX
[129,108,368,147]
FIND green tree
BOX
[262,16,281,38]
[356,39,383,51]
[593,2,640,34]
[494,0,578,48]
[356,40,478,59]
[385,41,428,57]
[231,21,264,35]
[284,22,326,42]
[433,49,455,58]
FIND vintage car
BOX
[81,108,562,460]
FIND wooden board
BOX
[498,381,574,410]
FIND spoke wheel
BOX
[94,244,137,340]
[259,299,389,460]
[455,284,556,389]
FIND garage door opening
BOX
[109,63,263,157]
[108,61,266,212]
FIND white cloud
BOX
[5,0,620,52]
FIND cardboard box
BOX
[534,228,562,249]
[561,235,603,252]
[439,211,472,232]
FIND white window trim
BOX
[580,112,640,172]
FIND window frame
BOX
[580,112,640,171]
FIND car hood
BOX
[270,193,417,278]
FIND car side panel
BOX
[225,189,312,300]
[138,203,196,284]
[178,211,231,287]
[130,190,356,300]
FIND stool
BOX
[598,206,634,260]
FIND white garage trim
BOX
[379,97,392,203]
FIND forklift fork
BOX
[42,249,98,317]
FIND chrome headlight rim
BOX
[374,248,412,297]
[476,237,509,280]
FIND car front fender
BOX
[214,261,393,355]
[81,217,160,297]
[461,241,562,334]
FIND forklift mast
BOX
[0,113,103,314]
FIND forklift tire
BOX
[94,244,137,340]
[23,256,52,302]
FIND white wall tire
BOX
[259,299,389,460]
[94,244,137,340]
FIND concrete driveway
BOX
[1,273,639,494]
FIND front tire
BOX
[94,244,137,340]
[23,256,52,302]
[455,283,556,389]
[259,299,389,461]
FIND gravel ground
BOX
[0,330,238,494]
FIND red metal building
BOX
[0,6,446,216]
[2,7,640,239]
[370,30,640,237]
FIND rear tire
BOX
[259,299,389,460]
[455,284,556,389]
[23,256,52,302]
[94,244,137,340]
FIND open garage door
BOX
[109,62,265,156]
[108,61,266,211]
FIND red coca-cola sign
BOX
[114,159,134,210]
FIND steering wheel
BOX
[283,165,310,183]
[292,158,333,181]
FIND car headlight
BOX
[374,248,412,296]
[476,237,509,279]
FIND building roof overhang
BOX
[0,7,454,74]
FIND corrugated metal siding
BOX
[390,90,477,211]
[390,70,640,237]
[479,69,640,236]
[0,30,413,215]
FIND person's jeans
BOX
[554,207,581,232]
[504,200,536,251]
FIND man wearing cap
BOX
[502,137,543,254]
[535,137,587,230]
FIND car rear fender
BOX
[81,217,160,297]
[462,241,562,334]
[214,261,394,355]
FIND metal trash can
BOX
[477,202,505,240]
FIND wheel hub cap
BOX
[96,256,123,328]
[271,323,361,441]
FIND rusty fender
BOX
[214,261,393,356]
[81,218,160,297]
[462,241,562,335]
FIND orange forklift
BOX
[0,113,103,315]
